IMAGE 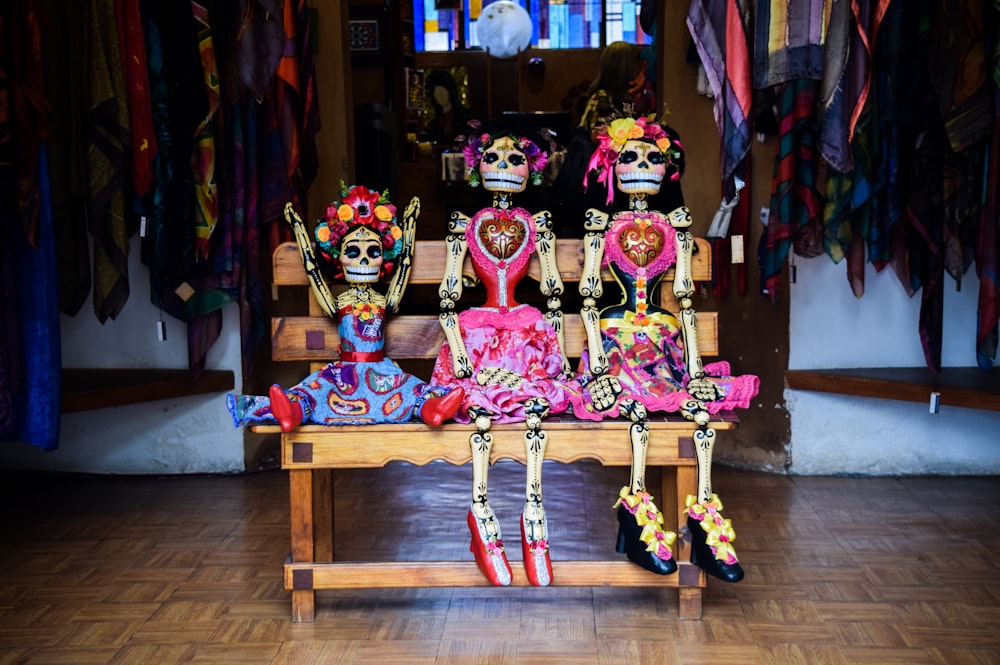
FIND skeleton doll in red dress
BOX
[430,124,577,587]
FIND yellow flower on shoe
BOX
[687,494,739,563]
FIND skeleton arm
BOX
[284,202,338,320]
[577,209,622,411]
[384,196,419,313]
[439,211,474,378]
[667,206,720,402]
[533,210,571,375]
[580,208,610,374]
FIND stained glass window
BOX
[414,0,651,52]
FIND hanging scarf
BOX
[115,0,157,198]
[686,0,753,184]
[41,0,91,316]
[191,1,221,261]
[274,0,320,217]
[927,0,992,153]
[84,0,132,323]
[760,79,825,301]
[1,0,48,247]
[976,89,1000,369]
[1,148,62,449]
[753,0,833,88]
[818,0,890,173]
[900,93,948,374]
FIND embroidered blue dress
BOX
[228,300,441,426]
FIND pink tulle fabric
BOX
[431,305,574,424]
[568,326,759,422]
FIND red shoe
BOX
[420,387,465,426]
[520,512,553,587]
[467,509,511,586]
[268,384,303,433]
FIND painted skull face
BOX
[615,139,666,195]
[340,226,383,283]
[479,136,529,193]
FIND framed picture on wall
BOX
[348,7,384,65]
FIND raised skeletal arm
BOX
[285,202,338,320]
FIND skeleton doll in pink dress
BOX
[570,116,759,582]
[430,125,575,588]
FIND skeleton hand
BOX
[584,373,622,412]
[476,367,524,389]
[686,377,723,402]
[400,197,419,251]
[283,202,304,229]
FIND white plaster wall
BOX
[787,255,1000,475]
[0,237,245,475]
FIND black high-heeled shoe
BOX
[614,504,677,575]
[688,515,744,582]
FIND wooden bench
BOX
[256,237,736,622]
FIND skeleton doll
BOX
[430,126,575,587]
[227,185,463,430]
[568,116,759,582]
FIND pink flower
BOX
[529,539,548,555]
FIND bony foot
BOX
[467,509,512,586]
[268,384,303,433]
[520,511,552,587]
[419,387,465,427]
[686,494,744,582]
[613,487,677,575]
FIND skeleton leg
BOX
[467,407,512,586]
[613,399,677,575]
[521,398,552,586]
[687,424,744,582]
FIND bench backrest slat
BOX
[272,312,718,362]
[273,238,712,287]
[271,238,717,363]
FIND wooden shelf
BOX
[784,367,1000,412]
[62,368,235,413]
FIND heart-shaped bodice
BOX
[466,206,537,311]
[616,218,667,268]
[476,213,528,260]
[605,213,675,279]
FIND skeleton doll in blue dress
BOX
[227,185,463,430]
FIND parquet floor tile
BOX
[1,465,999,664]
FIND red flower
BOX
[342,185,381,224]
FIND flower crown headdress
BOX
[461,124,549,188]
[586,115,683,205]
[314,182,404,280]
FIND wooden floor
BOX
[1,462,999,665]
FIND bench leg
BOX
[314,469,334,562]
[289,469,316,622]
[291,589,316,623]
[667,465,698,563]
